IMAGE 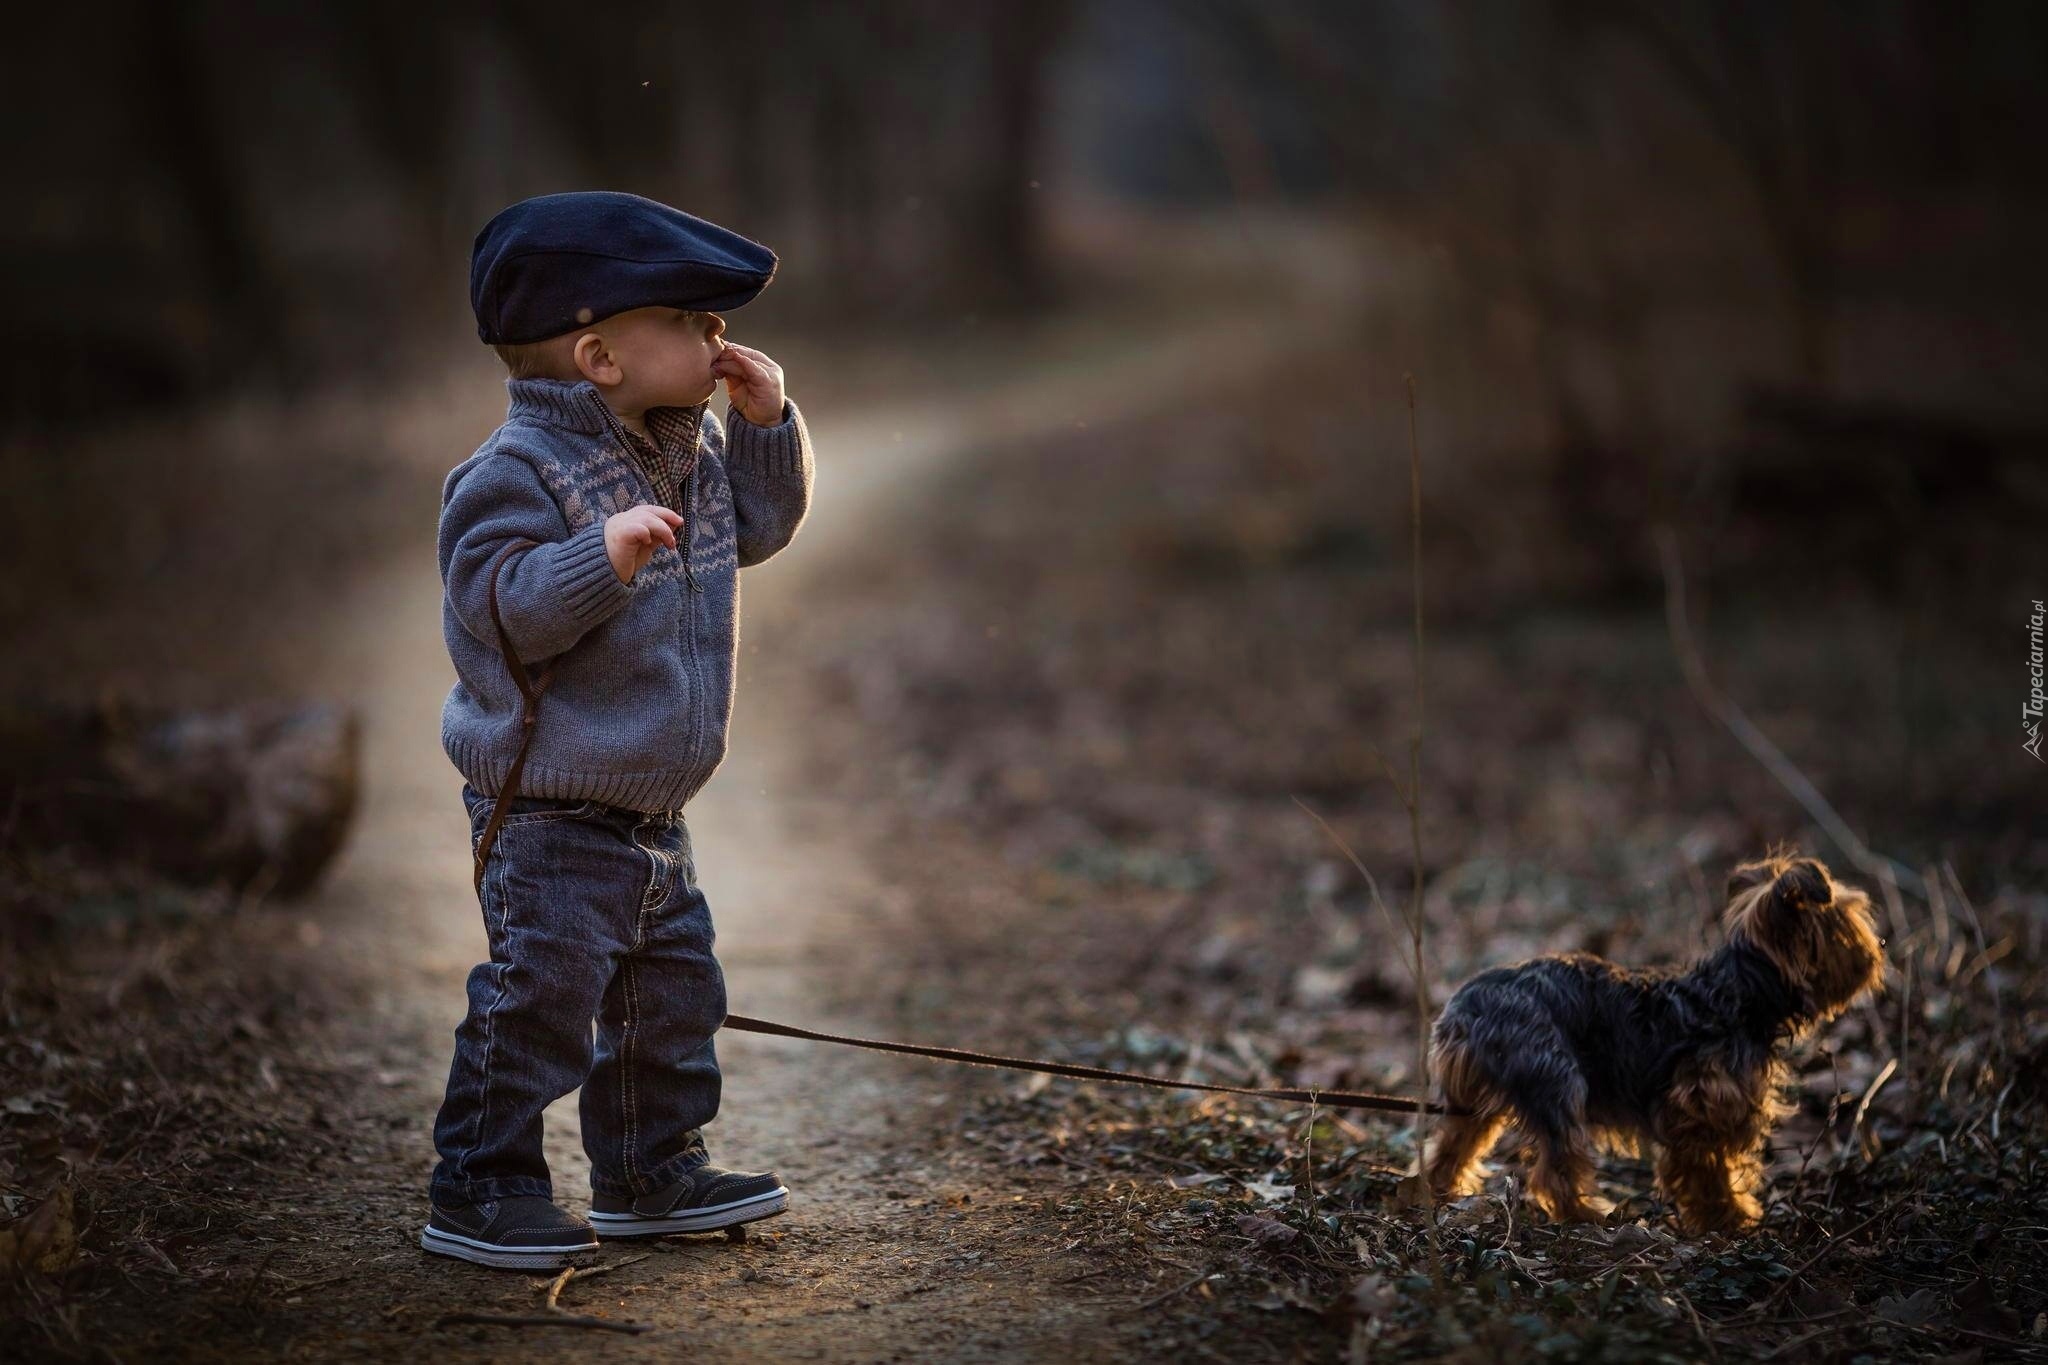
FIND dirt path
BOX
[74,222,1374,1360]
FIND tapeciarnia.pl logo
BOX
[2027,598,2045,762]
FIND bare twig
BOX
[1896,954,1911,1097]
[1991,1079,2016,1142]
[1759,1318,1859,1361]
[1846,1056,1898,1157]
[587,1254,648,1277]
[1649,1270,1721,1363]
[238,1246,283,1311]
[1873,861,1911,958]
[1956,937,2016,993]
[137,1239,181,1277]
[1402,374,1437,1272]
[513,1253,651,1323]
[1138,1271,1217,1310]
[1904,1323,2048,1357]
[1925,863,1952,971]
[1785,1073,1846,1212]
[1292,797,1423,992]
[1301,1099,1321,1231]
[1652,528,1923,898]
[1366,740,1411,810]
[1748,1200,1898,1316]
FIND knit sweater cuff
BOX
[725,399,809,480]
[551,520,633,623]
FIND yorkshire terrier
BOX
[1423,853,1885,1233]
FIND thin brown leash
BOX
[470,543,1444,1117]
[721,1013,1445,1116]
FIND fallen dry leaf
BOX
[1328,1272,1399,1322]
[1236,1213,1300,1249]
[1386,1173,1433,1211]
[0,1186,78,1276]
[1875,1286,1944,1327]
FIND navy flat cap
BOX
[472,191,779,344]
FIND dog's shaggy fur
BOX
[1423,853,1885,1233]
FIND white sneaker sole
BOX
[588,1186,789,1238]
[419,1224,599,1270]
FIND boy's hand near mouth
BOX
[711,342,787,425]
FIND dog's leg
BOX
[1658,1058,1768,1233]
[1442,1013,1610,1222]
[1508,1068,1612,1222]
[1475,1038,1608,1222]
[1424,1032,1509,1199]
[1525,1121,1610,1222]
[1424,1111,1508,1199]
[1655,1143,1762,1234]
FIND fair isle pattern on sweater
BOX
[506,389,754,593]
[526,402,718,591]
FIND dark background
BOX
[7,0,2043,815]
[8,1,2045,422]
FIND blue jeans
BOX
[430,783,726,1205]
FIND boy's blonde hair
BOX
[493,339,578,381]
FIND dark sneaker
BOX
[420,1195,599,1270]
[589,1165,789,1238]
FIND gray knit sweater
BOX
[438,376,813,812]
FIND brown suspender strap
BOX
[721,1013,1445,1116]
[472,538,561,894]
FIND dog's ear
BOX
[1772,859,1831,910]
[1727,856,1829,911]
[1725,859,1777,904]
[1725,855,1833,959]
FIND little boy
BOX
[422,191,814,1270]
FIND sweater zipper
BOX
[611,411,709,791]
[679,489,698,593]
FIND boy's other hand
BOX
[604,505,685,583]
[710,343,787,427]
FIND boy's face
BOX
[585,306,727,413]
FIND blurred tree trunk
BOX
[329,0,460,298]
[1590,0,1844,391]
[126,1,285,381]
[807,5,882,307]
[960,1,1074,311]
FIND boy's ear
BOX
[572,331,622,386]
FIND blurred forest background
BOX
[8,1,2045,423]
[6,0,2047,683]
[2,2,2044,1361]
